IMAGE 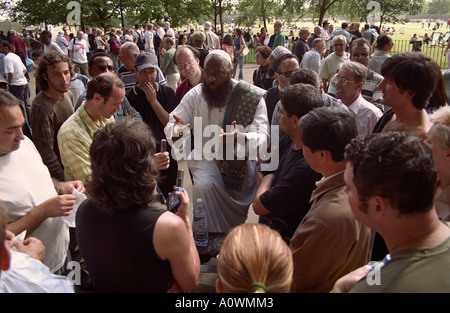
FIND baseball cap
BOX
[274,21,283,26]
[134,52,158,71]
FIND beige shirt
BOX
[290,171,374,293]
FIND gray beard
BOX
[202,78,234,109]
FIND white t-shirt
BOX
[144,30,154,51]
[3,52,27,86]
[68,38,89,64]
[44,42,65,55]
[0,137,69,273]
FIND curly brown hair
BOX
[87,118,160,215]
[34,51,75,91]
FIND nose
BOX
[15,127,25,141]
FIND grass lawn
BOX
[232,20,449,68]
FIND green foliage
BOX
[427,0,450,15]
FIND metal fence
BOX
[244,41,449,69]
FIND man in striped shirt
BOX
[117,42,166,92]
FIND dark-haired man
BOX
[58,72,125,184]
[290,106,373,293]
[369,34,393,75]
[253,83,322,243]
[0,89,84,274]
[31,52,74,181]
[334,132,450,293]
[126,52,178,199]
[74,51,141,121]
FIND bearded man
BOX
[164,50,270,233]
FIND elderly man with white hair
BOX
[319,35,349,92]
[164,50,269,233]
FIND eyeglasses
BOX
[335,75,357,85]
[277,71,294,78]
[177,59,195,69]
[96,65,115,72]
[352,53,369,58]
[334,43,345,47]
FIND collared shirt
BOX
[118,65,166,92]
[328,69,384,104]
[57,102,114,184]
[0,251,74,293]
[290,171,374,293]
[348,94,383,138]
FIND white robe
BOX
[164,80,270,232]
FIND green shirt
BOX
[351,223,450,293]
[57,102,114,184]
[272,31,286,49]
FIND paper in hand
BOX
[63,189,87,228]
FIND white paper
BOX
[63,189,87,228]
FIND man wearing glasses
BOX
[173,45,203,101]
[319,35,349,92]
[328,38,384,110]
[334,60,382,138]
[265,53,300,125]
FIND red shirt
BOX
[175,71,204,101]
[9,35,27,53]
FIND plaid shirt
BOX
[57,102,114,184]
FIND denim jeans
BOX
[233,52,244,80]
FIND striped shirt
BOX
[57,102,114,184]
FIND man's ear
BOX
[1,242,11,271]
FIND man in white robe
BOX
[164,50,270,232]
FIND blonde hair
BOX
[217,223,293,293]
[429,105,450,149]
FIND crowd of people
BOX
[0,16,449,294]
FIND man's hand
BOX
[140,81,157,105]
[59,180,85,195]
[332,265,372,293]
[40,195,77,218]
[171,115,190,142]
[154,152,170,171]
[13,237,45,261]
